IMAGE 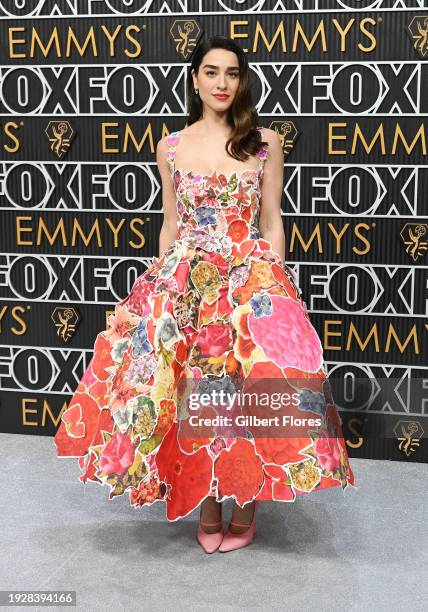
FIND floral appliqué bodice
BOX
[165,127,274,262]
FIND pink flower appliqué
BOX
[196,323,232,357]
[247,295,323,371]
[315,432,341,472]
[99,431,136,475]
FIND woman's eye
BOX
[206,71,239,78]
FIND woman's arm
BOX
[258,129,285,266]
[155,136,180,257]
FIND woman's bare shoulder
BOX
[260,127,281,146]
[177,125,199,138]
[156,134,171,148]
[156,126,194,147]
[156,135,166,150]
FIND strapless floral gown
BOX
[54,127,355,520]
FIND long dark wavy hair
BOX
[185,35,268,162]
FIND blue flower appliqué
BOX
[249,293,272,318]
[131,317,153,357]
[297,388,327,417]
[195,206,217,227]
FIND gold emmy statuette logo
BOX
[170,19,202,60]
[400,223,428,261]
[51,306,80,343]
[407,16,428,58]
[269,120,299,158]
[393,420,424,457]
[45,120,75,159]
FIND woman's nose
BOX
[217,74,227,88]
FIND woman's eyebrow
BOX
[202,64,239,70]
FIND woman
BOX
[54,35,355,554]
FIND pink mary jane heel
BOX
[196,505,224,554]
[218,500,259,553]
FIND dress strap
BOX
[256,126,268,171]
[166,130,180,177]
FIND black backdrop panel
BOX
[0,3,427,462]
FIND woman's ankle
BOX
[229,500,256,534]
[199,498,222,533]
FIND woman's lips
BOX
[213,94,229,100]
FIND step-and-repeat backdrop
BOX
[0,1,427,463]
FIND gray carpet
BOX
[1,432,427,612]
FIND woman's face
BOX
[192,48,240,112]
